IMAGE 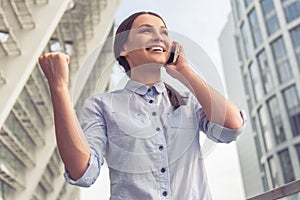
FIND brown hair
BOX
[113,11,185,109]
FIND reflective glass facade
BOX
[231,0,300,195]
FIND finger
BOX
[38,55,45,65]
[65,55,70,65]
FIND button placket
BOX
[162,191,168,197]
[156,130,171,199]
[148,95,171,199]
[158,145,164,151]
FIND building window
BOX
[65,42,73,56]
[248,9,263,48]
[271,37,293,83]
[0,31,9,43]
[258,106,273,151]
[257,50,274,93]
[241,23,252,59]
[5,113,35,153]
[49,40,63,52]
[245,0,253,7]
[281,0,300,23]
[262,164,270,191]
[35,183,47,199]
[290,25,300,69]
[268,156,279,188]
[243,74,254,111]
[0,141,25,185]
[234,0,244,21]
[254,134,263,162]
[296,143,300,167]
[267,97,286,144]
[249,62,264,101]
[261,0,280,36]
[282,86,300,137]
[19,88,45,129]
[278,149,295,183]
[251,117,258,132]
[0,180,12,200]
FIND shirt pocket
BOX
[167,106,196,129]
[108,112,158,156]
[111,111,154,138]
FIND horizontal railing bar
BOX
[247,180,300,200]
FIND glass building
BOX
[219,0,300,198]
[0,0,120,199]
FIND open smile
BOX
[145,46,166,52]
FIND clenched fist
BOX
[39,52,70,90]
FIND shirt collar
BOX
[125,80,166,95]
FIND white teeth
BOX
[148,46,164,52]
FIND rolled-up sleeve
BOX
[192,92,247,143]
[202,110,246,143]
[64,153,101,187]
[64,95,107,187]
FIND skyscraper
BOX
[219,0,300,198]
[0,0,120,199]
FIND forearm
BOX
[50,85,90,180]
[179,68,243,130]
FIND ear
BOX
[120,50,127,57]
[120,44,128,57]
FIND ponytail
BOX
[164,83,186,109]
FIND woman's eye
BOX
[161,30,168,36]
[141,28,152,33]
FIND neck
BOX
[130,63,163,86]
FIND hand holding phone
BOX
[166,43,180,65]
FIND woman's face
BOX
[121,14,171,68]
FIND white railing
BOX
[247,180,300,200]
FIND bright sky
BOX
[81,0,245,199]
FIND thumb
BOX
[66,55,70,64]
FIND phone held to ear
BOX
[166,43,180,64]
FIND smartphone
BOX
[166,43,180,64]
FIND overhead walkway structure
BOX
[0,0,120,199]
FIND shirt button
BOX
[149,100,154,103]
[161,168,166,173]
[156,127,160,131]
[159,146,164,151]
[152,112,156,116]
[162,191,168,196]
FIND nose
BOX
[152,28,164,42]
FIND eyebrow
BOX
[137,24,167,29]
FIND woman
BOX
[39,11,245,200]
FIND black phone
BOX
[166,43,180,64]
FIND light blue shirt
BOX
[64,80,246,200]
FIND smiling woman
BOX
[38,11,245,200]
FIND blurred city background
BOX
[0,0,300,199]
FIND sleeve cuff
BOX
[206,110,247,143]
[64,154,101,187]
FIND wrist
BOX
[177,66,194,77]
[49,82,69,96]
